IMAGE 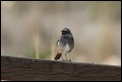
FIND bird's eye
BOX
[62,31,67,35]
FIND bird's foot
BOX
[69,59,71,62]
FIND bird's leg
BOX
[65,54,68,61]
[61,55,64,61]
[65,54,71,62]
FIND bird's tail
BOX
[54,53,62,60]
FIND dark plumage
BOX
[54,28,74,61]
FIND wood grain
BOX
[1,56,121,81]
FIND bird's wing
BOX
[56,36,67,53]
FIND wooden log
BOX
[1,56,121,81]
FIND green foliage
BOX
[25,48,51,59]
[39,51,51,59]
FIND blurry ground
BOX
[1,1,121,66]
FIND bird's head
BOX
[61,28,71,35]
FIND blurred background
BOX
[1,1,121,66]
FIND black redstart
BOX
[54,28,74,61]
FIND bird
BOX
[54,28,74,61]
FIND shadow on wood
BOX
[1,56,121,81]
